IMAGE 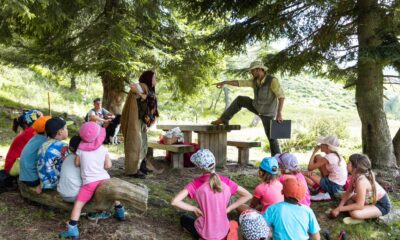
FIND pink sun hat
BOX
[78,122,106,151]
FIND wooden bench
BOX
[227,141,261,166]
[147,141,194,169]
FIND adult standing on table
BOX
[86,98,115,128]
[121,70,159,179]
[211,61,285,156]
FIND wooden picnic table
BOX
[157,124,241,167]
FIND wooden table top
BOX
[157,124,241,132]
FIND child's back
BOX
[186,174,237,240]
[77,145,110,185]
[57,152,82,202]
[254,180,284,213]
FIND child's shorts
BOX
[76,180,105,203]
[320,177,343,195]
[376,194,391,216]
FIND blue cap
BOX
[259,157,279,174]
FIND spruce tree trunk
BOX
[100,71,126,114]
[70,75,76,91]
[393,129,400,167]
[356,0,398,179]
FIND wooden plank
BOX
[148,141,194,153]
[227,141,261,148]
[158,124,241,132]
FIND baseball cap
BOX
[32,116,51,134]
[259,157,279,174]
[318,135,340,151]
[274,153,299,172]
[282,178,306,202]
[45,117,68,138]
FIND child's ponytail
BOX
[209,172,223,193]
[366,168,377,204]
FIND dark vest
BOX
[252,75,278,117]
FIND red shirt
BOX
[5,127,36,173]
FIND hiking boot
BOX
[115,206,126,221]
[310,192,331,202]
[211,118,225,125]
[59,223,79,239]
[140,159,153,175]
[87,211,112,221]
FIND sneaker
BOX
[310,192,331,202]
[338,230,347,240]
[115,206,125,221]
[87,211,112,221]
[343,217,364,225]
[59,223,79,239]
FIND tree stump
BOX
[19,178,148,213]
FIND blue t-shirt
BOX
[19,134,48,182]
[37,139,68,190]
[263,201,320,240]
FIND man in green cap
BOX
[211,60,284,156]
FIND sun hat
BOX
[239,209,270,240]
[78,121,106,151]
[318,135,340,151]
[18,109,43,126]
[45,117,67,138]
[259,157,279,175]
[32,116,51,134]
[190,149,216,173]
[274,153,299,173]
[249,61,267,72]
[282,178,306,202]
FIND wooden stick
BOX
[48,92,51,116]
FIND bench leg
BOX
[146,147,154,160]
[171,153,184,169]
[238,148,249,166]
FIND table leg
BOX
[183,131,192,143]
[197,132,227,168]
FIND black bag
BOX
[0,170,13,190]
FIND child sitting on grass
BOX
[275,153,310,206]
[250,157,284,214]
[330,154,391,220]
[59,122,125,239]
[264,178,321,240]
[304,135,347,201]
[171,149,252,240]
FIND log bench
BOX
[227,140,261,166]
[147,141,194,169]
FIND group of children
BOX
[171,135,392,240]
[4,110,126,239]
[4,112,392,239]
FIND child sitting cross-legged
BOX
[263,178,321,240]
[275,153,311,206]
[171,149,252,240]
[59,122,125,239]
[239,209,271,240]
[330,154,391,221]
[250,157,284,214]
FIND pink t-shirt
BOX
[76,146,110,185]
[253,180,284,214]
[279,173,311,206]
[324,153,347,186]
[186,174,238,240]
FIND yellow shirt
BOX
[237,76,285,99]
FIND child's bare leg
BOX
[71,201,86,221]
[318,164,329,177]
[350,205,382,219]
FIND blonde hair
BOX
[349,154,377,203]
[209,172,223,193]
[259,168,279,184]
